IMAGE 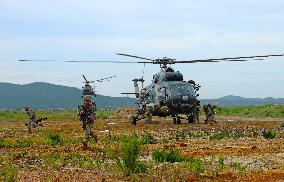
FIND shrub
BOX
[141,132,157,144]
[44,132,63,146]
[186,159,204,177]
[14,139,34,147]
[231,162,247,174]
[152,148,190,163]
[213,156,225,176]
[251,128,259,137]
[209,130,230,140]
[175,132,187,141]
[0,163,18,182]
[262,130,276,139]
[110,133,147,176]
[0,138,9,148]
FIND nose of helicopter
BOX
[165,94,198,109]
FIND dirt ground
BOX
[1,110,284,181]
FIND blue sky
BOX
[0,0,283,98]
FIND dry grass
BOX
[1,109,284,181]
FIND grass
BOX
[0,110,114,121]
[140,132,157,144]
[44,132,63,146]
[0,163,18,182]
[42,152,96,170]
[230,162,248,174]
[0,104,283,123]
[152,148,191,163]
[262,130,276,139]
[175,131,187,141]
[108,133,148,176]
[0,106,284,181]
[209,130,231,140]
[211,104,284,118]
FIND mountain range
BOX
[0,82,283,109]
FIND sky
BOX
[0,0,284,99]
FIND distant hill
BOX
[201,95,284,106]
[0,82,283,109]
[0,82,136,109]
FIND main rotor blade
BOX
[96,75,116,82]
[176,60,219,63]
[185,53,284,62]
[116,53,154,61]
[82,75,88,82]
[121,92,137,95]
[18,59,152,63]
[176,59,255,63]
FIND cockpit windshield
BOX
[169,83,195,97]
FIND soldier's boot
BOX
[209,115,216,125]
[82,139,88,150]
[28,127,32,134]
[91,132,98,143]
[204,118,208,124]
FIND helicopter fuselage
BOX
[137,67,200,117]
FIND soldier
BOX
[78,95,97,149]
[203,104,217,124]
[24,106,47,133]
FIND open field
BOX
[1,105,284,181]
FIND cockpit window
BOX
[169,84,195,97]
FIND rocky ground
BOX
[1,110,284,181]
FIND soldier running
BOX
[24,106,47,133]
[78,95,97,149]
[203,104,217,124]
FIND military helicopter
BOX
[81,74,116,97]
[19,53,284,124]
[117,53,284,125]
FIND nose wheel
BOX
[172,115,181,124]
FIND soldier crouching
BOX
[24,106,47,134]
[203,104,217,124]
[78,95,97,149]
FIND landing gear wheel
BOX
[173,116,181,124]
[173,117,177,124]
[176,116,181,124]
[187,114,194,123]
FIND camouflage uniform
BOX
[25,107,46,133]
[144,107,152,124]
[25,107,36,133]
[203,104,217,124]
[78,96,97,148]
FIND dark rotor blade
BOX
[185,53,284,62]
[82,75,88,82]
[116,53,154,61]
[96,75,116,82]
[176,59,253,63]
[121,92,137,95]
[18,59,151,63]
[176,60,219,63]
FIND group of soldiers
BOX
[25,98,216,149]
[24,95,97,149]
